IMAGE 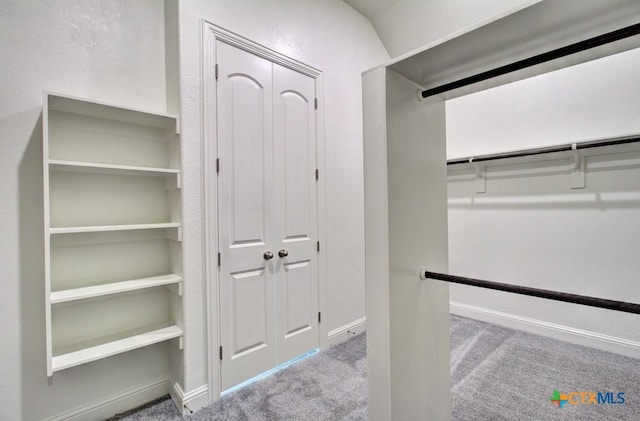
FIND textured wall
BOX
[177,0,390,393]
[0,0,389,416]
[0,1,168,419]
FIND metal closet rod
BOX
[420,22,640,100]
[422,270,640,315]
[447,135,640,166]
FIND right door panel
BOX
[273,63,319,364]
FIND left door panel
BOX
[217,41,276,389]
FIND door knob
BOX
[278,249,289,258]
[263,251,274,260]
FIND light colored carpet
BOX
[108,315,640,420]
[450,316,639,421]
[108,333,367,421]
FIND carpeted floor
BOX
[108,315,640,420]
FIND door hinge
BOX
[317,241,320,252]
[318,312,321,324]
[315,168,319,181]
[218,252,221,266]
[314,98,318,110]
[219,346,223,360]
[215,64,219,80]
[216,158,220,174]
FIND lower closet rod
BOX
[420,270,640,315]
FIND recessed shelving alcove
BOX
[43,92,183,377]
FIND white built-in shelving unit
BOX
[43,92,183,376]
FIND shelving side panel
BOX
[43,93,53,377]
[168,219,184,392]
[169,240,183,282]
[167,133,181,171]
[169,240,183,330]
[168,189,182,224]
[51,288,172,353]
[49,171,173,228]
[48,110,175,169]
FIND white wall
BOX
[0,0,389,417]
[446,47,640,159]
[178,0,389,398]
[446,47,640,356]
[358,0,539,58]
[0,1,173,419]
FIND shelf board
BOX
[49,160,180,176]
[50,222,181,235]
[51,274,182,304]
[46,92,179,133]
[52,325,183,372]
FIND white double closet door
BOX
[216,41,319,390]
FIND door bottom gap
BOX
[221,348,319,396]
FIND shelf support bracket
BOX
[168,282,183,297]
[470,158,486,193]
[166,227,182,242]
[165,174,181,190]
[570,144,585,189]
[171,336,184,350]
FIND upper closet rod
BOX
[420,22,640,100]
[447,135,640,166]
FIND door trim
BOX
[202,21,327,402]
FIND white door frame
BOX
[202,21,327,401]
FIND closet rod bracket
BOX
[470,158,486,193]
[570,143,585,189]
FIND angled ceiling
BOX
[343,0,541,58]
[342,0,396,21]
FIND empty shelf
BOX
[52,325,183,372]
[49,160,180,176]
[50,222,181,234]
[51,274,182,304]
[47,92,179,133]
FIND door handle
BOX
[263,251,274,260]
[278,249,289,258]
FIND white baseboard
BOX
[170,382,209,416]
[44,377,171,421]
[450,302,640,359]
[327,317,366,347]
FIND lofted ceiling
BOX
[342,0,542,58]
[342,0,396,21]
